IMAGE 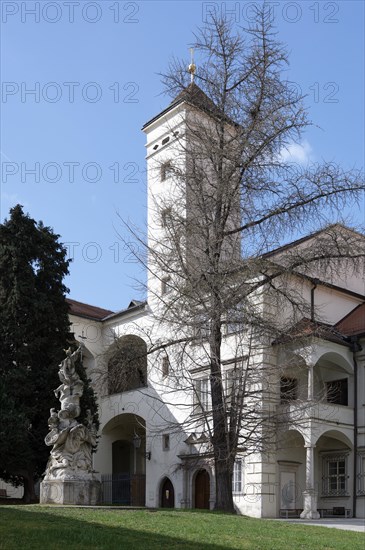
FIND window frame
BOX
[162,356,170,378]
[193,377,210,413]
[232,459,244,494]
[161,207,172,228]
[162,434,170,451]
[357,452,365,495]
[321,452,349,497]
[224,362,244,408]
[161,161,172,182]
[161,276,171,296]
[280,376,298,403]
[326,378,348,406]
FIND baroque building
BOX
[67,85,365,519]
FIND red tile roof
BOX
[273,318,349,346]
[336,303,365,337]
[67,298,114,320]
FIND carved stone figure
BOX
[42,345,98,482]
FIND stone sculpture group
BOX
[40,345,101,505]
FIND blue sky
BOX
[1,0,364,311]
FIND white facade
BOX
[67,88,365,518]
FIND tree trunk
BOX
[209,298,236,513]
[22,472,37,503]
[214,455,235,513]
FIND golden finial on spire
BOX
[188,47,196,83]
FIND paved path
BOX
[275,518,365,533]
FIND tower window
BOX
[161,276,171,295]
[161,207,172,228]
[161,162,172,181]
[162,356,170,377]
[162,136,170,145]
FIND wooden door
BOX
[161,478,175,508]
[194,469,210,509]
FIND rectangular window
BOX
[161,207,172,228]
[232,460,243,493]
[162,356,170,378]
[358,455,365,495]
[161,162,172,181]
[322,454,348,496]
[225,366,242,407]
[280,377,298,403]
[193,378,210,413]
[225,369,234,402]
[161,276,171,295]
[225,306,245,335]
[200,378,209,410]
[326,378,348,406]
[162,434,170,451]
[193,313,210,341]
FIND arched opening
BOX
[112,440,133,473]
[111,440,133,504]
[101,414,146,506]
[314,352,353,407]
[160,477,175,508]
[107,335,147,395]
[315,430,352,507]
[194,469,210,509]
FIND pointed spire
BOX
[188,47,196,83]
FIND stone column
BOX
[307,364,314,401]
[300,444,320,519]
[180,465,190,509]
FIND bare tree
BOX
[115,7,364,513]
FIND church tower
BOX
[142,80,241,310]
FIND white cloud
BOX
[279,140,313,165]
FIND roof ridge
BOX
[263,224,365,258]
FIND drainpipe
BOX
[350,336,361,518]
[310,279,320,322]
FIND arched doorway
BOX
[101,414,146,506]
[112,440,132,504]
[112,440,133,474]
[161,478,175,508]
[194,469,210,509]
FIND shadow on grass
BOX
[0,506,234,550]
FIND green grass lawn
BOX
[0,506,363,550]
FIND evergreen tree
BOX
[73,343,100,439]
[0,205,71,502]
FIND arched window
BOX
[108,335,147,394]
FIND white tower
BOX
[142,77,241,311]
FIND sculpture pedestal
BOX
[40,479,101,505]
